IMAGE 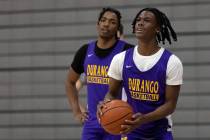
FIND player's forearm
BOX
[65,80,81,114]
[140,101,177,124]
[104,92,118,101]
[104,77,122,100]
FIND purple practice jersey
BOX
[122,48,173,139]
[83,40,125,127]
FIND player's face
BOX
[97,11,118,38]
[134,11,159,41]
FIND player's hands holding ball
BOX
[97,99,134,135]
[97,99,111,122]
[120,112,143,134]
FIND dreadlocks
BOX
[132,7,177,44]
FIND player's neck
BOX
[97,37,117,49]
[137,39,160,56]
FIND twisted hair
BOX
[132,8,177,44]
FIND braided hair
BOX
[132,8,177,44]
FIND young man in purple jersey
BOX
[65,7,134,140]
[99,8,183,140]
[75,23,125,92]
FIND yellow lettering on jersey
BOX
[153,81,159,93]
[101,66,105,77]
[130,91,159,101]
[128,78,140,91]
[150,81,154,93]
[128,78,160,101]
[96,65,101,76]
[87,64,97,76]
[86,64,109,84]
[145,80,150,93]
[140,80,145,92]
[121,137,127,140]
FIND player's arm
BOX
[138,55,183,124]
[76,79,83,91]
[65,67,81,117]
[105,77,122,100]
[76,79,82,91]
[121,55,183,134]
[76,74,87,92]
[121,85,180,134]
[138,85,180,123]
[97,72,122,118]
[105,52,125,101]
[97,52,124,116]
[65,45,88,124]
[75,74,87,113]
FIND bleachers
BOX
[0,0,210,139]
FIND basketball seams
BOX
[103,112,133,135]
[101,105,132,116]
[99,100,133,135]
[102,112,132,126]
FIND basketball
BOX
[99,99,133,135]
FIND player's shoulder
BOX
[169,53,182,64]
[167,50,183,67]
[78,44,88,53]
[75,43,91,57]
[78,40,96,51]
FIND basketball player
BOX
[75,24,125,92]
[65,7,134,140]
[100,7,183,139]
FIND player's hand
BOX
[120,112,143,134]
[96,99,111,122]
[74,111,89,125]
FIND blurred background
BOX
[0,0,210,140]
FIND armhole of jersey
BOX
[121,48,133,81]
[122,47,134,68]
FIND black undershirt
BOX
[71,40,134,74]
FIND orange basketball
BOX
[99,99,133,135]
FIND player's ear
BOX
[155,26,160,33]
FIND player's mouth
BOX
[101,28,109,33]
[135,28,144,33]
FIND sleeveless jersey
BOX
[122,47,172,138]
[83,40,125,127]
